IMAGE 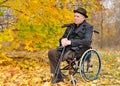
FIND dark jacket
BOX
[57,21,93,53]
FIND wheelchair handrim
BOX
[79,49,102,81]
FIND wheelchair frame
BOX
[61,48,101,85]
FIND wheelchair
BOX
[60,46,101,85]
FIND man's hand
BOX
[61,38,71,47]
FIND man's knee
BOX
[48,49,57,58]
[48,49,54,57]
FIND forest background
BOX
[0,0,120,86]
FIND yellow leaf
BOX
[42,82,51,86]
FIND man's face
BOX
[74,13,85,25]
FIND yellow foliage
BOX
[0,52,12,64]
[0,0,102,51]
[24,40,34,52]
[0,44,2,49]
[0,29,14,42]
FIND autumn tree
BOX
[0,0,105,51]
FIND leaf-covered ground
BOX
[0,50,120,86]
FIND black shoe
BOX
[51,74,64,84]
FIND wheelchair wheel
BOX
[80,49,101,81]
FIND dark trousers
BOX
[48,47,90,83]
[48,47,90,74]
[48,49,75,74]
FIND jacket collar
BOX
[75,20,86,28]
[74,20,87,33]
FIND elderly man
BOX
[48,7,93,84]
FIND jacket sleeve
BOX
[71,26,93,47]
[59,27,70,46]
